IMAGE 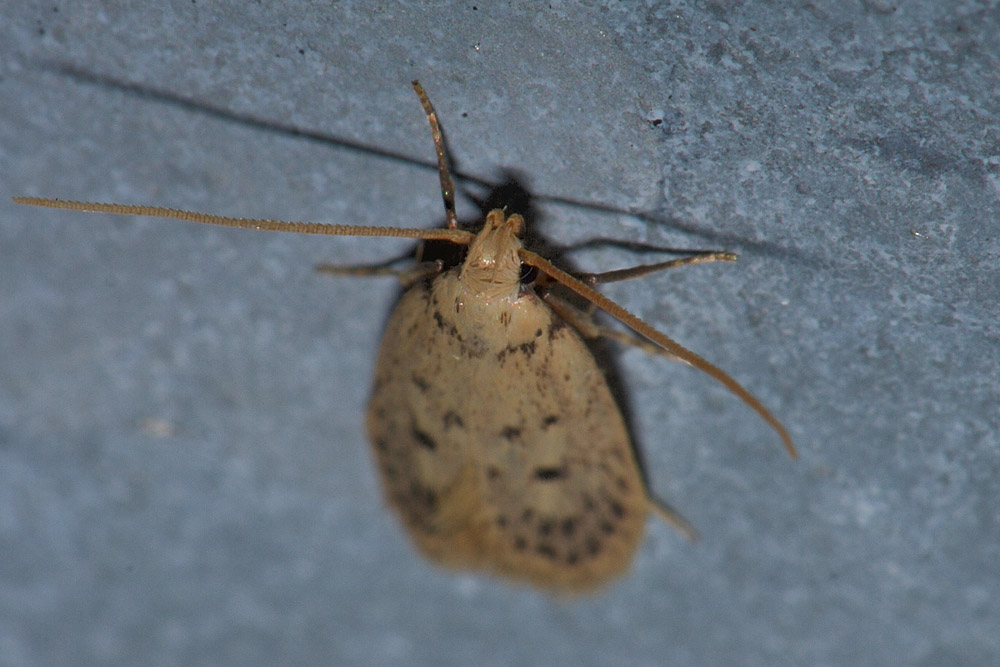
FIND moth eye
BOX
[519,263,539,285]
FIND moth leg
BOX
[315,246,414,277]
[315,263,399,277]
[648,498,698,541]
[542,292,687,364]
[577,251,738,286]
[316,258,444,287]
[396,260,446,286]
[538,251,738,318]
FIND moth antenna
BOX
[12,197,476,244]
[411,80,458,230]
[520,248,798,459]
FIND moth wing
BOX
[366,281,498,571]
[474,308,651,591]
[366,276,650,591]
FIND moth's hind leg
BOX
[572,250,737,313]
[575,250,738,286]
[648,498,698,541]
[543,292,688,364]
[316,253,444,287]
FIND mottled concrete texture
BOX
[2,2,998,666]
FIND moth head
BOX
[460,209,525,297]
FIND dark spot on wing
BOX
[500,425,522,440]
[411,426,437,451]
[429,310,487,357]
[407,480,438,515]
[533,466,565,481]
[442,410,464,428]
[496,340,536,362]
[548,318,568,341]
[423,488,438,511]
[535,543,557,560]
[431,310,462,341]
[410,373,430,393]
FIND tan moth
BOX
[15,81,796,592]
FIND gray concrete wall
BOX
[2,2,998,665]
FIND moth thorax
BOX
[460,210,525,300]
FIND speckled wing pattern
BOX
[366,268,650,592]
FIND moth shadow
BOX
[46,61,783,507]
[45,60,820,271]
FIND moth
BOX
[15,81,796,592]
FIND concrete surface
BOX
[2,2,998,665]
